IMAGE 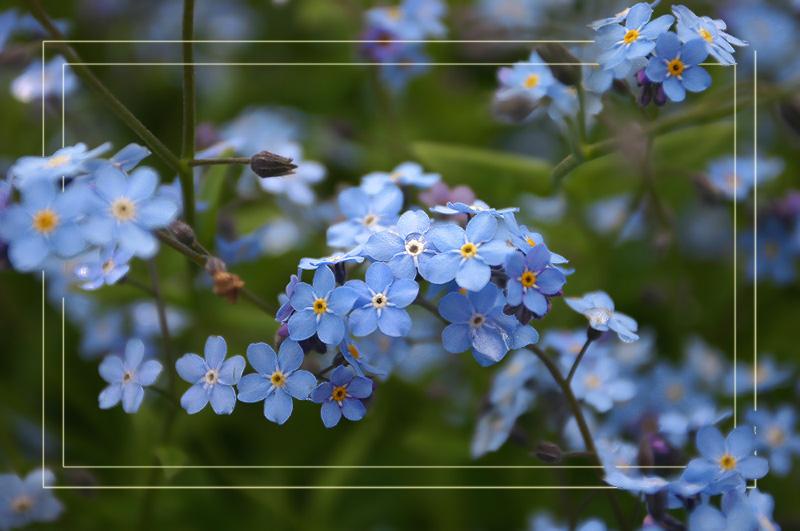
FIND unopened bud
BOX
[536,44,582,86]
[250,150,298,178]
[779,98,800,138]
[532,441,563,464]
[169,220,195,246]
[211,270,245,305]
[205,257,227,275]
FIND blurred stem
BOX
[412,296,446,325]
[179,0,197,228]
[147,259,177,403]
[118,275,156,297]
[25,0,184,177]
[565,336,593,385]
[576,82,588,145]
[527,345,630,531]
[188,157,251,167]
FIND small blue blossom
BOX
[0,469,63,529]
[10,55,77,104]
[299,249,364,271]
[685,425,769,494]
[175,336,245,415]
[645,32,711,102]
[471,388,535,459]
[84,143,151,173]
[495,51,558,102]
[599,439,668,494]
[672,5,747,65]
[689,489,779,531]
[73,246,134,290]
[0,179,87,271]
[327,184,403,248]
[588,1,660,29]
[361,162,440,195]
[594,3,674,70]
[341,333,399,378]
[565,291,639,343]
[504,243,566,316]
[8,142,111,187]
[98,338,163,414]
[439,283,538,366]
[237,341,317,425]
[83,165,178,258]
[746,406,800,477]
[502,212,570,268]
[276,273,301,323]
[310,366,373,428]
[741,218,797,285]
[489,350,538,405]
[706,154,783,201]
[346,262,419,337]
[288,266,358,344]
[365,210,437,279]
[423,213,513,291]
[571,357,636,413]
[431,199,518,218]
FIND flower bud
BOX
[536,44,582,86]
[250,150,298,178]
[532,441,563,463]
[168,220,195,246]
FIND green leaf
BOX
[411,141,553,199]
[197,148,237,248]
[155,446,188,481]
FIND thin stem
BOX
[527,345,630,531]
[239,288,279,316]
[25,0,184,176]
[412,296,447,325]
[179,0,196,228]
[147,259,177,403]
[188,157,251,167]
[118,275,157,297]
[566,337,593,385]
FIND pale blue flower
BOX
[346,262,419,337]
[564,291,639,343]
[175,336,245,415]
[365,210,437,279]
[310,366,373,428]
[0,469,63,529]
[9,143,111,187]
[98,338,163,413]
[73,246,134,290]
[288,265,358,344]
[361,162,440,195]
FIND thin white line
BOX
[733,62,738,427]
[62,298,65,469]
[41,271,45,486]
[753,50,758,410]
[65,62,602,66]
[59,465,687,469]
[44,39,595,44]
[42,485,621,490]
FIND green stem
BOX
[565,336,593,385]
[147,259,177,403]
[25,0,184,177]
[527,345,630,531]
[179,0,196,227]
[188,157,251,167]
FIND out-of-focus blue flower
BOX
[340,334,390,378]
[83,166,178,258]
[706,154,783,201]
[594,3,674,70]
[585,56,648,94]
[423,213,513,291]
[747,406,800,477]
[502,212,570,268]
[403,0,447,38]
[215,231,262,266]
[472,387,534,458]
[10,55,77,104]
[645,32,711,102]
[276,273,301,323]
[684,335,728,388]
[0,469,63,529]
[589,1,659,29]
[495,51,557,102]
[298,249,364,271]
[489,350,537,404]
[175,336,245,415]
[73,246,134,290]
[9,143,111,188]
[237,341,317,425]
[0,9,18,52]
[571,357,635,413]
[0,179,87,271]
[504,243,566,316]
[439,283,538,366]
[361,162,440,195]
[310,366,373,428]
[741,218,797,285]
[346,262,418,337]
[98,338,162,414]
[327,184,403,248]
[724,354,793,396]
[130,300,190,339]
[565,291,639,343]
[288,266,358,344]
[432,199,518,218]
[599,439,668,494]
[85,143,151,173]
[521,193,566,223]
[365,210,437,279]
[672,5,747,65]
[689,489,779,531]
[78,309,126,359]
[722,3,796,79]
[256,142,326,206]
[527,513,607,531]
[686,425,769,493]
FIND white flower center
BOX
[122,370,135,384]
[405,239,424,257]
[102,259,115,274]
[371,292,388,309]
[45,155,70,168]
[584,307,612,327]
[111,198,137,221]
[12,495,34,514]
[469,313,486,329]
[204,369,220,385]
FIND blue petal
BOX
[645,57,669,82]
[285,370,317,400]
[387,279,419,307]
[378,306,412,337]
[122,383,144,413]
[99,355,125,383]
[640,15,675,39]
[727,426,756,459]
[427,224,465,252]
[175,353,207,383]
[8,233,49,271]
[536,268,566,295]
[736,456,769,479]
[365,231,404,261]
[181,383,210,414]
[218,355,245,386]
[288,310,318,340]
[204,335,228,369]
[422,250,461,284]
[372,185,403,216]
[278,340,304,373]
[477,240,513,266]
[98,384,122,409]
[466,212,497,243]
[655,31,681,59]
[327,286,359,315]
[290,283,316,311]
[626,39,656,59]
[350,307,379,336]
[52,224,86,257]
[347,377,373,399]
[663,76,686,102]
[236,373,270,403]
[388,253,417,279]
[455,258,491,292]
[625,3,652,30]
[523,289,548,315]
[209,384,237,414]
[472,326,509,364]
[312,265,335,296]
[94,166,128,202]
[264,389,293,424]
[311,382,334,403]
[470,283,499,314]
[596,25,626,49]
[330,365,354,386]
[136,360,163,386]
[442,324,472,353]
[438,292,472,323]
[396,209,430,237]
[681,66,711,92]
[341,398,366,421]
[138,199,178,229]
[316,313,345,344]
[338,187,369,219]
[246,342,278,375]
[118,222,157,258]
[681,38,709,65]
[365,262,394,293]
[125,167,157,201]
[696,426,726,460]
[321,400,342,427]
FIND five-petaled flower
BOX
[0,469,63,529]
[365,210,438,279]
[175,336,245,415]
[684,425,769,494]
[504,242,566,316]
[565,291,639,343]
[346,262,419,337]
[594,2,674,70]
[310,366,373,428]
[98,338,163,414]
[644,32,711,102]
[288,265,358,344]
[237,340,318,424]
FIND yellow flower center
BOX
[45,155,70,168]
[623,29,639,44]
[718,454,737,470]
[668,59,685,76]
[525,237,537,247]
[313,299,328,314]
[32,208,59,234]
[111,198,136,221]
[523,74,540,89]
[332,385,347,402]
[389,171,403,182]
[460,242,477,258]
[348,344,360,359]
[585,374,602,389]
[666,383,684,402]
[11,495,34,514]
[698,28,713,42]
[270,370,286,388]
[102,260,115,274]
[520,270,537,288]
[386,6,402,19]
[766,427,786,447]
[458,288,468,295]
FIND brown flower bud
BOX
[212,270,245,305]
[168,220,196,246]
[536,43,582,86]
[532,441,563,464]
[250,151,298,178]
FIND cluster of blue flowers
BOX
[358,0,447,91]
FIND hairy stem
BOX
[179,0,197,227]
[188,157,251,167]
